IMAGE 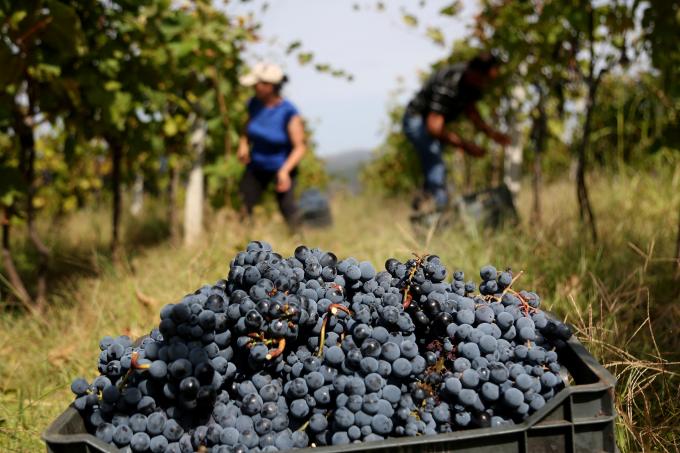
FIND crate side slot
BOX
[574,421,616,453]
[526,425,574,453]
[571,389,614,419]
[533,395,572,425]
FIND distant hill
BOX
[322,149,374,192]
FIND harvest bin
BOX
[298,189,332,228]
[43,335,617,453]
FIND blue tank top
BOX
[246,97,299,172]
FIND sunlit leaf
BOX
[297,52,313,65]
[108,91,133,131]
[286,40,302,54]
[439,1,462,16]
[62,195,78,212]
[10,10,28,28]
[402,13,418,27]
[104,81,122,92]
[426,27,445,46]
[26,63,61,80]
[314,63,330,73]
[168,37,199,59]
[1,192,17,208]
[163,117,178,137]
[33,196,46,209]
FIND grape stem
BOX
[507,288,538,315]
[317,315,329,358]
[500,270,524,297]
[248,332,276,346]
[328,282,344,294]
[266,338,286,360]
[116,351,148,390]
[401,253,428,309]
[299,409,333,434]
[298,419,311,432]
[316,304,352,357]
[402,292,413,309]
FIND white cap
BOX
[239,62,285,86]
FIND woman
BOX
[237,62,306,227]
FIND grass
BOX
[0,168,678,452]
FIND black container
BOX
[298,189,332,228]
[43,334,616,453]
[410,184,519,231]
[459,183,519,229]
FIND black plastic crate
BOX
[458,183,519,229]
[43,335,616,453]
[410,184,519,231]
[298,189,332,228]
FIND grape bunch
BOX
[70,241,573,452]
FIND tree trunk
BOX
[531,88,547,225]
[1,208,33,311]
[110,141,123,259]
[575,5,602,243]
[503,115,523,201]
[17,112,49,309]
[184,119,207,247]
[576,81,599,243]
[168,164,181,244]
[675,204,680,278]
[532,151,542,225]
[209,66,235,210]
[464,155,472,193]
[209,66,232,158]
[490,147,503,187]
[130,173,144,217]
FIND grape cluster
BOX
[71,241,573,452]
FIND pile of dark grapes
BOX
[71,241,574,452]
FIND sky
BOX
[225,0,479,156]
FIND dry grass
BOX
[0,168,678,452]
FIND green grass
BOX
[1,168,678,452]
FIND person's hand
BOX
[464,142,486,157]
[237,142,250,164]
[491,131,512,146]
[276,169,292,193]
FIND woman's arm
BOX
[276,115,306,192]
[237,115,250,164]
[237,133,250,164]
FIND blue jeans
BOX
[402,111,448,209]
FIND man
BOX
[403,53,511,213]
